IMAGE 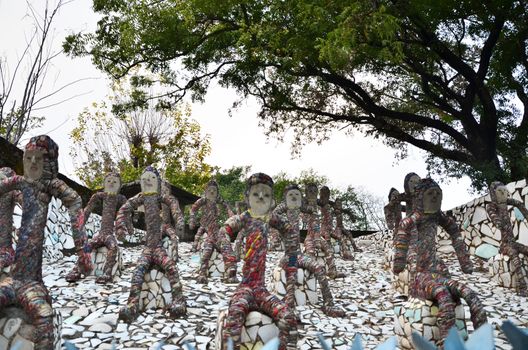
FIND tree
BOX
[70,80,213,193]
[334,186,387,231]
[1,0,89,145]
[64,0,528,190]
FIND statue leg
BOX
[340,235,354,260]
[0,246,15,269]
[119,252,152,323]
[96,235,118,284]
[504,244,527,296]
[256,287,297,350]
[279,255,296,309]
[321,239,344,279]
[445,279,487,329]
[197,234,215,283]
[223,286,253,350]
[66,235,101,282]
[192,227,205,252]
[162,224,179,262]
[304,234,315,256]
[298,254,344,317]
[17,281,55,350]
[152,247,186,318]
[414,273,456,342]
[218,234,238,283]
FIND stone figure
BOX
[303,184,344,279]
[220,173,297,350]
[115,166,186,322]
[384,188,403,231]
[66,172,127,283]
[0,167,22,269]
[273,184,345,317]
[189,180,237,284]
[393,178,487,341]
[402,172,421,217]
[0,135,92,349]
[332,197,361,259]
[487,181,528,296]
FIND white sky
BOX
[0,0,476,210]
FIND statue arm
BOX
[270,213,298,267]
[219,214,244,240]
[164,195,184,229]
[507,198,528,220]
[115,194,143,240]
[393,217,414,274]
[221,200,235,217]
[189,197,205,229]
[0,175,23,196]
[485,203,500,225]
[83,192,103,223]
[440,213,473,274]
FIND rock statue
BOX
[115,166,186,322]
[189,180,236,283]
[393,178,487,342]
[0,135,92,349]
[220,173,297,350]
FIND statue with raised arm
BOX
[220,173,297,350]
[66,172,127,283]
[274,184,345,317]
[0,167,22,269]
[393,178,487,342]
[303,184,344,279]
[487,181,528,296]
[0,135,92,349]
[189,180,237,284]
[115,166,186,322]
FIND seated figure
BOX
[220,173,297,350]
[393,178,487,345]
[0,135,92,349]
[486,181,528,296]
[115,166,186,322]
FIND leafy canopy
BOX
[65,0,528,190]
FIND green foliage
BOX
[65,0,528,190]
[70,79,213,193]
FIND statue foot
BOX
[223,275,239,284]
[96,274,112,284]
[119,304,139,323]
[328,271,346,279]
[168,299,187,318]
[196,275,208,284]
[322,305,346,318]
[65,268,82,282]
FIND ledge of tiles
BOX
[489,253,528,289]
[269,265,319,306]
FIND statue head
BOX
[404,172,421,195]
[489,181,509,204]
[334,197,343,210]
[415,178,442,214]
[204,180,219,201]
[319,186,330,205]
[104,172,121,194]
[140,166,160,194]
[0,167,15,182]
[305,183,318,203]
[388,187,400,202]
[284,184,302,210]
[23,135,59,181]
[245,173,274,216]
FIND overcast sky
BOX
[0,0,476,210]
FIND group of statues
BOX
[0,134,362,350]
[384,172,528,345]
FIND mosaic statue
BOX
[189,180,237,284]
[402,173,421,217]
[274,184,345,317]
[0,135,92,349]
[161,180,181,261]
[384,188,403,231]
[332,197,361,259]
[303,184,344,279]
[66,172,127,283]
[393,178,487,341]
[220,173,297,350]
[0,167,22,269]
[487,181,528,296]
[115,166,186,322]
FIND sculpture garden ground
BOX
[46,239,526,349]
